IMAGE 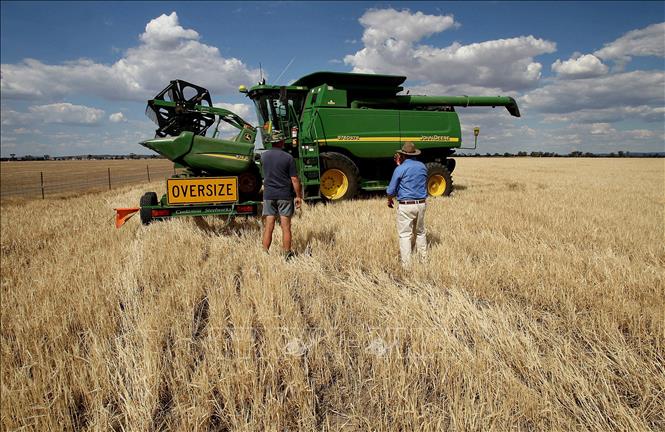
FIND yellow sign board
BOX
[167,177,238,205]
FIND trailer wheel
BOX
[139,192,158,225]
[426,162,453,197]
[320,152,360,200]
[238,163,262,201]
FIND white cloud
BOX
[344,8,556,92]
[28,103,105,124]
[215,102,253,120]
[109,112,127,123]
[594,22,665,67]
[0,110,25,126]
[0,12,261,102]
[139,12,199,47]
[551,54,608,79]
[624,129,657,139]
[542,105,665,124]
[588,122,617,135]
[359,8,458,45]
[522,70,665,114]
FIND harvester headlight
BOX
[474,127,480,137]
[238,85,247,93]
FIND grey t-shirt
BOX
[261,149,297,200]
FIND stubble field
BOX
[1,158,664,431]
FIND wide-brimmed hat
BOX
[397,141,421,156]
[268,131,286,142]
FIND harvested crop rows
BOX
[1,158,663,431]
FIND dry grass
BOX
[1,158,663,431]
[0,159,175,201]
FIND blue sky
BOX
[1,1,663,156]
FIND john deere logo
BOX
[421,135,452,141]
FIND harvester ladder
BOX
[297,140,322,200]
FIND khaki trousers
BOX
[396,202,427,266]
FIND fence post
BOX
[147,164,151,182]
[40,171,45,199]
[108,168,111,190]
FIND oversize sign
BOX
[167,177,238,205]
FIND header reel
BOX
[146,80,216,138]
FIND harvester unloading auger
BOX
[114,72,520,227]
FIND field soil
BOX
[1,158,663,431]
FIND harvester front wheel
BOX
[320,152,360,200]
[426,162,453,197]
[139,192,158,225]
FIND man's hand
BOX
[387,197,394,208]
[295,197,303,210]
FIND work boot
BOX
[285,250,296,262]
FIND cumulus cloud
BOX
[215,102,254,120]
[109,112,127,123]
[551,54,609,79]
[2,104,104,125]
[344,8,556,92]
[0,12,261,102]
[542,105,665,124]
[594,22,665,67]
[588,122,617,135]
[28,103,105,124]
[522,70,665,114]
[359,8,457,45]
[212,102,256,135]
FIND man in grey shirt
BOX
[260,131,303,258]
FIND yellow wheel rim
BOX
[320,169,349,200]
[427,174,447,196]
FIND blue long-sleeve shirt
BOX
[386,159,428,200]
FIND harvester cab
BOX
[239,83,308,153]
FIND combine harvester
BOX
[115,72,520,227]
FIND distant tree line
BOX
[1,153,165,162]
[2,151,663,162]
[456,151,663,158]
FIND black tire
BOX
[320,152,360,200]
[139,192,158,225]
[426,162,453,197]
[445,158,456,173]
[238,163,262,201]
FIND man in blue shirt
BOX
[261,131,303,259]
[386,142,428,266]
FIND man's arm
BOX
[291,176,303,209]
[288,157,302,209]
[386,167,401,207]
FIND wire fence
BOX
[1,163,178,200]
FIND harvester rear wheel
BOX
[139,192,158,225]
[445,158,456,173]
[426,162,453,197]
[320,152,360,200]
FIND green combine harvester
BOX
[115,72,520,227]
